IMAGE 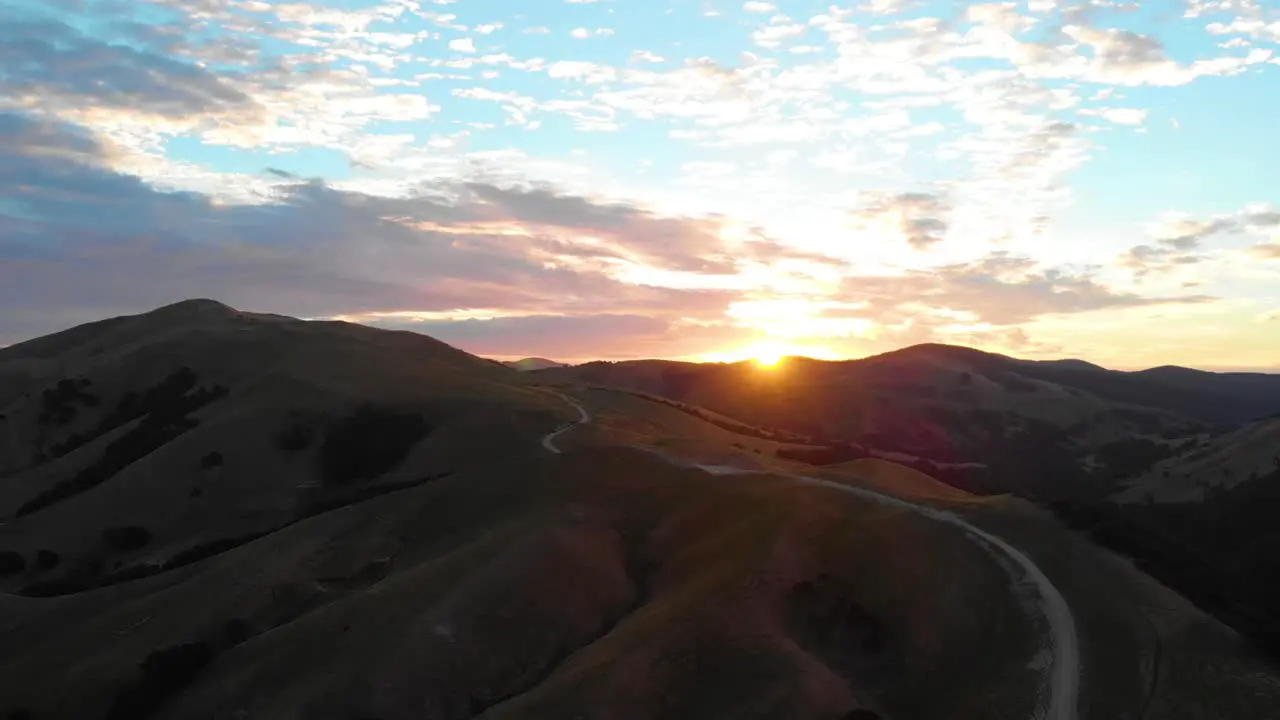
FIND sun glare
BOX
[747,341,787,368]
[694,340,843,366]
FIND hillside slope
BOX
[4,304,1280,719]
[504,357,569,372]
[1112,417,1280,503]
[534,347,1280,498]
[0,300,567,596]
[0,446,1044,720]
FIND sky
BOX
[1,0,1278,370]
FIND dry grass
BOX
[0,448,1039,720]
[1113,418,1280,503]
[963,501,1280,720]
[0,301,570,597]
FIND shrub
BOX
[103,526,153,553]
[107,642,215,720]
[35,549,60,572]
[318,406,429,485]
[0,551,26,576]
[18,368,229,517]
[199,451,224,469]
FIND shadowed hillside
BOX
[534,346,1280,499]
[4,304,1280,720]
[0,300,569,597]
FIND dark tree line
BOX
[20,368,229,516]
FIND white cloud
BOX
[629,50,665,63]
[1080,107,1148,125]
[743,1,776,12]
[448,37,476,52]
[570,27,615,39]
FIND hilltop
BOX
[0,299,568,597]
[502,357,569,372]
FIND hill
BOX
[1112,417,1280,504]
[0,300,569,597]
[0,303,1039,719]
[4,305,1280,719]
[504,357,569,372]
[0,447,1048,720]
[534,346,1280,499]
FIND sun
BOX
[748,342,787,368]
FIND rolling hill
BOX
[0,302,1048,719]
[3,302,1280,720]
[0,300,569,597]
[503,357,569,372]
[533,346,1280,499]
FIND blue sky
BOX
[1,0,1278,368]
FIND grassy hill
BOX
[0,300,569,597]
[0,446,1042,720]
[503,357,569,372]
[534,346,1280,499]
[4,303,1280,719]
[1111,417,1280,504]
[1041,414,1280,664]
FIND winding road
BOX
[540,390,1080,720]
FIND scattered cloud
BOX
[0,0,1277,365]
[0,17,256,119]
[839,253,1215,326]
[853,192,952,250]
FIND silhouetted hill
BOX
[4,305,1280,718]
[1053,419,1280,655]
[535,346,1280,499]
[0,300,568,597]
[0,304,1060,720]
[503,357,569,372]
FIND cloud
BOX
[743,2,777,12]
[1249,243,1280,260]
[838,253,1214,325]
[629,50,666,64]
[0,16,256,119]
[852,191,951,249]
[449,37,476,53]
[1120,244,1206,278]
[1080,107,1149,125]
[1056,25,1273,86]
[570,28,615,39]
[0,111,758,345]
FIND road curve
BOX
[540,393,591,454]
[540,391,1079,720]
[797,476,1079,720]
